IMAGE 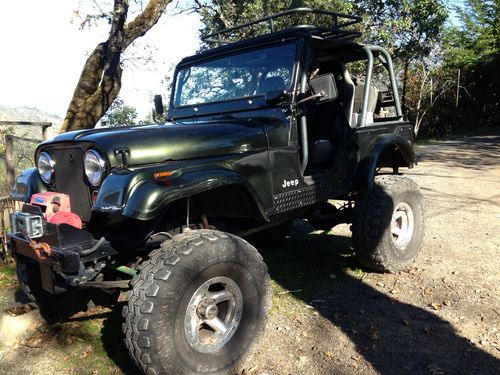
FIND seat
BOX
[306,95,349,172]
[339,63,355,127]
[352,79,379,125]
[308,139,335,169]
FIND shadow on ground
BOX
[416,134,500,170]
[259,233,500,375]
[68,304,138,374]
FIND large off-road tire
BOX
[15,258,71,323]
[352,175,425,272]
[123,229,271,375]
[16,258,113,324]
[16,258,39,303]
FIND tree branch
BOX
[124,0,170,48]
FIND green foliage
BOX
[197,0,352,42]
[354,0,448,63]
[0,126,14,156]
[440,0,500,130]
[445,0,499,68]
[100,98,138,127]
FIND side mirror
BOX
[265,90,290,105]
[309,74,338,103]
[154,94,164,115]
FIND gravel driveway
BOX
[0,135,499,375]
[249,135,500,375]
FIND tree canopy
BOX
[62,0,498,137]
[100,98,138,126]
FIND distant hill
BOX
[0,104,61,138]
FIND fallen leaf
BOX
[80,346,93,359]
[324,351,335,359]
[246,365,258,373]
[430,302,442,311]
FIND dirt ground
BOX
[0,134,499,375]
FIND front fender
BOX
[355,134,415,190]
[93,166,267,221]
[11,168,47,202]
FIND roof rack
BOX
[202,8,363,47]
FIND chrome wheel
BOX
[184,276,243,353]
[391,202,414,249]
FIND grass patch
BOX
[0,263,16,288]
[25,307,131,374]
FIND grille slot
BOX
[52,148,92,222]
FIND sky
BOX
[0,0,201,119]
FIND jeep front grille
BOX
[52,147,92,222]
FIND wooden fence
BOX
[0,121,51,261]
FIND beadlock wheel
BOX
[185,276,244,353]
[391,202,415,249]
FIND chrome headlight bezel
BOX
[37,151,55,184]
[84,149,106,187]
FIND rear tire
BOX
[15,258,115,323]
[352,175,425,272]
[15,258,70,323]
[123,229,271,375]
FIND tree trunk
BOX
[60,0,171,133]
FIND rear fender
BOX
[355,134,415,190]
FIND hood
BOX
[46,121,268,167]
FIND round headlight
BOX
[84,150,106,186]
[38,152,55,184]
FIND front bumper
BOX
[8,205,117,293]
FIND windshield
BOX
[173,43,296,107]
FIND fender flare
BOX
[355,134,415,190]
[93,167,268,221]
[11,168,47,202]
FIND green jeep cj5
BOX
[8,9,425,375]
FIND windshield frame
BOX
[169,39,301,118]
